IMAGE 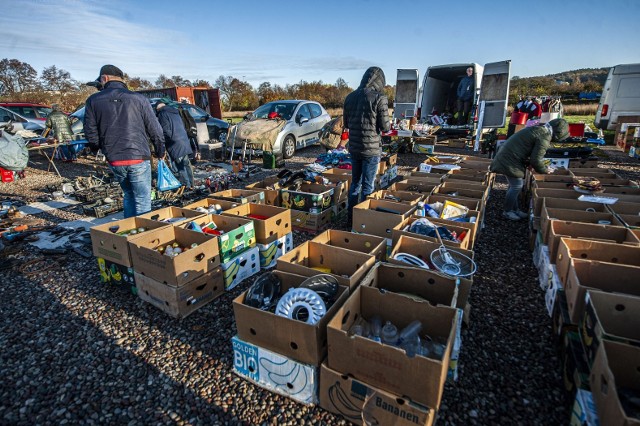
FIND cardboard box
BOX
[257,232,293,269]
[617,213,640,228]
[541,207,623,245]
[222,203,292,242]
[561,331,591,396]
[589,340,640,425]
[290,208,333,233]
[136,206,205,225]
[425,194,482,213]
[563,259,640,324]
[434,181,488,200]
[391,180,438,195]
[367,190,423,205]
[210,188,265,205]
[393,216,472,251]
[318,174,350,205]
[135,268,224,319]
[91,217,171,267]
[177,214,256,264]
[311,229,387,262]
[322,168,352,184]
[552,289,578,342]
[231,335,319,405]
[318,363,435,426]
[233,271,349,365]
[331,200,348,222]
[545,264,563,317]
[96,257,137,294]
[352,199,415,239]
[280,183,334,214]
[608,201,640,216]
[547,221,640,263]
[413,143,436,154]
[182,197,242,214]
[581,291,640,366]
[570,389,600,426]
[128,226,220,287]
[570,169,618,179]
[388,235,473,309]
[277,241,375,290]
[448,139,467,149]
[221,245,260,290]
[327,285,457,409]
[556,238,640,286]
[245,176,281,206]
[360,262,459,309]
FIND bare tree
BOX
[192,79,212,88]
[155,74,175,88]
[41,65,77,93]
[0,58,39,95]
[125,75,153,90]
[171,75,191,87]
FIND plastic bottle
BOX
[369,315,382,343]
[423,203,440,218]
[398,320,423,344]
[381,321,398,346]
[415,202,426,217]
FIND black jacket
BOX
[157,106,192,161]
[84,81,165,162]
[343,67,390,157]
[457,75,474,102]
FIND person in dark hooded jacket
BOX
[156,102,194,188]
[342,66,391,226]
[490,118,569,221]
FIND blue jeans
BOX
[504,176,524,212]
[348,154,380,222]
[170,155,194,188]
[110,160,152,218]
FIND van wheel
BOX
[283,135,296,159]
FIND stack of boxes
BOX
[527,162,640,425]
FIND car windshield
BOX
[35,106,52,117]
[180,104,208,120]
[253,102,297,120]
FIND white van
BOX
[595,63,640,130]
[393,69,420,120]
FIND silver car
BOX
[248,100,331,158]
[0,105,45,133]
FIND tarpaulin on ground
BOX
[230,119,286,152]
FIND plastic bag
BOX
[157,159,181,191]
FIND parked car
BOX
[242,100,331,158]
[0,102,52,123]
[0,105,45,133]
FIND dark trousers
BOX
[456,99,472,125]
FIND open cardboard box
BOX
[233,270,349,366]
[322,167,353,184]
[388,235,473,309]
[182,198,241,214]
[318,174,350,205]
[177,214,256,263]
[390,180,438,195]
[563,258,640,324]
[135,267,224,319]
[367,189,424,205]
[540,207,623,245]
[409,171,447,182]
[327,285,457,409]
[589,340,640,426]
[137,206,205,225]
[222,203,292,243]
[556,238,640,286]
[245,176,281,206]
[607,201,640,215]
[277,241,375,291]
[547,221,640,263]
[281,183,334,213]
[91,217,171,267]
[425,194,481,213]
[617,213,640,228]
[128,226,220,287]
[359,262,458,309]
[290,208,333,233]
[352,199,415,238]
[209,188,265,204]
[432,185,486,202]
[319,362,435,426]
[311,229,387,262]
[569,169,618,179]
[392,216,473,251]
[581,291,640,366]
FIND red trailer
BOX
[136,86,223,119]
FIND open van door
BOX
[394,69,420,120]
[474,60,511,150]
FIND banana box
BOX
[319,363,435,426]
[281,183,334,214]
[412,143,436,155]
[96,257,137,295]
[232,335,318,405]
[290,208,333,233]
[570,389,599,426]
[222,246,260,290]
[257,232,293,269]
[544,264,563,317]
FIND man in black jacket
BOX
[456,67,474,125]
[342,66,391,227]
[84,65,165,217]
[156,102,194,188]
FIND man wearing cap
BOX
[84,65,166,217]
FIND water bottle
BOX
[424,203,440,218]
[381,321,398,345]
[415,202,426,217]
[398,320,423,344]
[369,315,382,343]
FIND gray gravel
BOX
[1,145,639,425]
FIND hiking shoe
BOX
[515,210,529,219]
[502,211,522,221]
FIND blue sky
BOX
[2,0,639,89]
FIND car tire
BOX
[215,127,228,143]
[283,135,296,159]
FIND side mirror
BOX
[297,115,309,125]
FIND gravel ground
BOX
[1,144,639,425]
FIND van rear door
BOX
[477,60,511,128]
[595,63,640,130]
[394,69,420,120]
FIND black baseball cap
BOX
[95,64,124,82]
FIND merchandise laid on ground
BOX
[2,142,640,425]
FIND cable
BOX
[392,252,430,269]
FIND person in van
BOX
[490,118,569,221]
[456,67,474,125]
